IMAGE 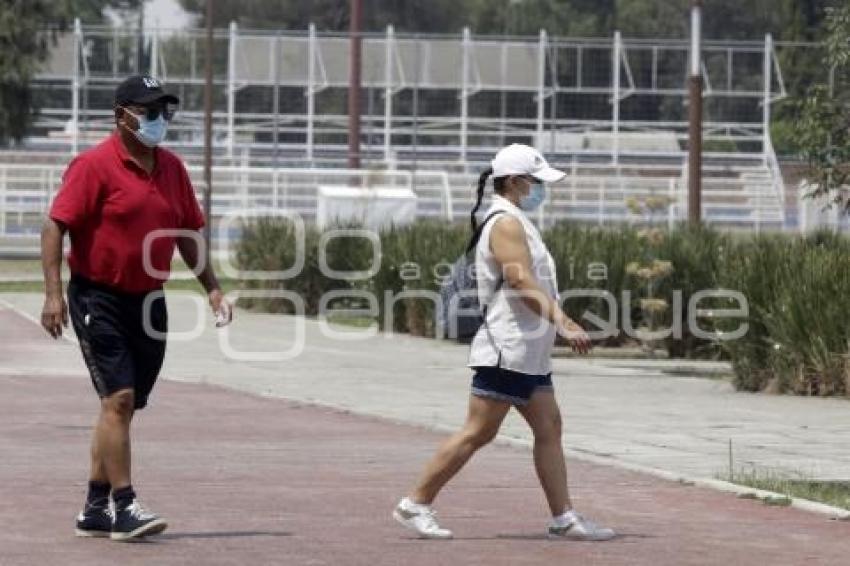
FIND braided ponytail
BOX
[470,167,493,232]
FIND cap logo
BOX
[142,77,160,89]
[533,155,543,166]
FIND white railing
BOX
[763,134,788,231]
[0,160,786,255]
[445,161,785,229]
[184,166,454,221]
[0,164,453,241]
[0,165,65,242]
[798,183,850,234]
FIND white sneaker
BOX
[393,497,453,539]
[548,512,615,541]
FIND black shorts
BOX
[471,366,553,406]
[67,275,168,410]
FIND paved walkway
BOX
[3,291,848,483]
[1,336,847,564]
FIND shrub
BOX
[374,221,468,336]
[235,218,352,315]
[235,218,850,397]
[544,222,642,346]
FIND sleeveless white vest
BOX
[467,195,559,375]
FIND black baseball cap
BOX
[114,75,180,106]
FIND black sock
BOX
[86,480,111,508]
[112,485,136,511]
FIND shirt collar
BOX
[111,131,157,173]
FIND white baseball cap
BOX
[491,143,565,183]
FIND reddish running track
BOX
[0,308,846,565]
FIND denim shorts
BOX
[470,366,553,406]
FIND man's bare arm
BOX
[40,218,68,338]
[176,234,220,294]
[177,234,232,325]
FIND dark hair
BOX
[470,168,507,231]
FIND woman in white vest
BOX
[394,144,615,541]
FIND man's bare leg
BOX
[95,388,134,490]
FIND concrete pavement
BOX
[1,364,848,564]
[2,291,848,484]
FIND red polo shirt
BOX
[50,133,205,293]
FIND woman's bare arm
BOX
[489,216,590,353]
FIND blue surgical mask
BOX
[125,109,167,147]
[519,181,546,211]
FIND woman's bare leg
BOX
[410,395,511,505]
[516,389,572,516]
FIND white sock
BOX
[401,497,428,511]
[552,509,578,528]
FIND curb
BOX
[555,446,850,522]
[225,384,850,522]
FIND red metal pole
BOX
[688,0,703,224]
[348,0,362,170]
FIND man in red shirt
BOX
[40,75,232,541]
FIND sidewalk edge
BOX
[237,388,850,522]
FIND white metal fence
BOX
[0,22,808,251]
[33,23,797,169]
[798,185,850,234]
[0,158,789,257]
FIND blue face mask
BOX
[125,109,168,147]
[519,181,546,211]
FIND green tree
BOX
[178,0,618,36]
[179,0,479,33]
[794,5,850,210]
[0,0,121,146]
[178,0,838,39]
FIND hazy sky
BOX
[145,0,194,29]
